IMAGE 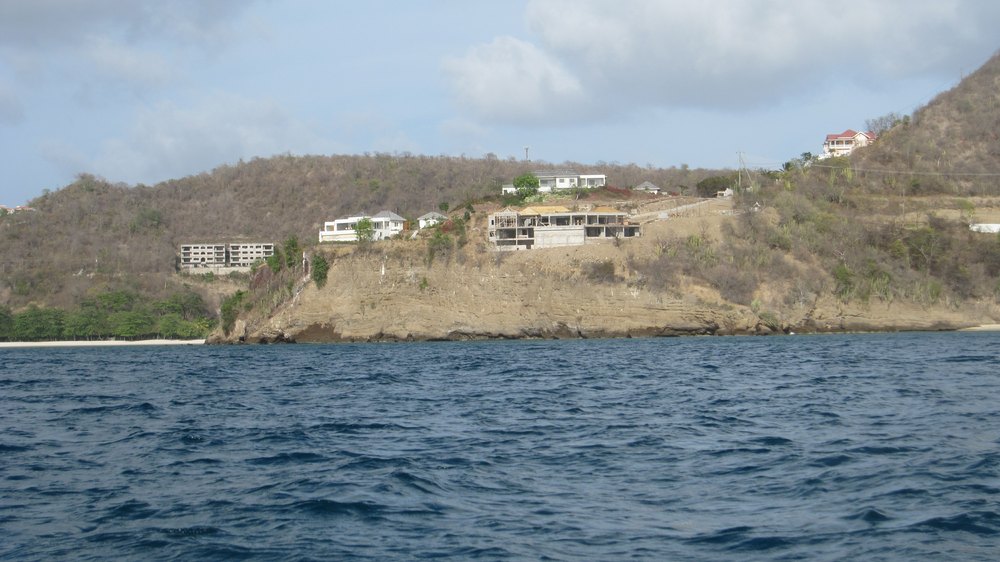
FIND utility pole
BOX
[524,146,530,162]
[737,152,755,193]
[737,152,743,192]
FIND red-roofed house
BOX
[822,129,875,158]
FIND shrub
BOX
[220,291,246,335]
[265,249,284,273]
[833,263,854,301]
[283,236,301,269]
[708,262,757,305]
[13,306,65,341]
[311,254,330,288]
[584,260,617,283]
[427,231,453,264]
[0,307,12,340]
[695,174,736,197]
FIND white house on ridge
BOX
[822,129,876,158]
[318,210,405,243]
[418,211,447,229]
[633,181,662,195]
[534,170,607,192]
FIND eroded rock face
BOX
[209,245,993,344]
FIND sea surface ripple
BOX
[2,332,999,560]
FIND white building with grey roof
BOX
[319,211,406,243]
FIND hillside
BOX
[0,155,719,315]
[211,52,1000,343]
[213,199,997,344]
[855,50,1000,194]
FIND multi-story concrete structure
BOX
[180,244,227,268]
[228,243,276,268]
[179,242,274,271]
[488,205,640,251]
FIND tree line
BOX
[0,289,213,341]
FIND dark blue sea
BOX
[2,332,999,561]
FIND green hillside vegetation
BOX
[0,288,214,342]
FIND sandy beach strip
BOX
[959,324,1000,332]
[0,339,206,349]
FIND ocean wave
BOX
[4,332,1000,560]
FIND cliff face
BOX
[210,226,996,344]
[248,252,734,342]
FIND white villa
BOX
[318,210,406,243]
[633,181,662,195]
[502,170,607,194]
[418,211,447,229]
[822,129,876,158]
[488,205,640,251]
[535,170,607,192]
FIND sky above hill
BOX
[1,0,998,205]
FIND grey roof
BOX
[533,169,578,178]
[634,181,661,191]
[418,211,447,220]
[373,210,405,221]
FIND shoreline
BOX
[4,325,1000,348]
[0,339,205,349]
[215,322,1000,344]
[958,323,1000,332]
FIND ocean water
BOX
[2,332,999,561]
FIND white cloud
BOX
[84,36,175,90]
[0,1,255,98]
[92,93,337,184]
[443,36,591,125]
[446,0,1000,125]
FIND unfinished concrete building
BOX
[179,242,275,271]
[179,244,227,268]
[228,243,276,268]
[488,205,640,251]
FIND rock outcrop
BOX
[209,237,995,344]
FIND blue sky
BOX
[1,0,998,205]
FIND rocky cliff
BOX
[209,204,998,344]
